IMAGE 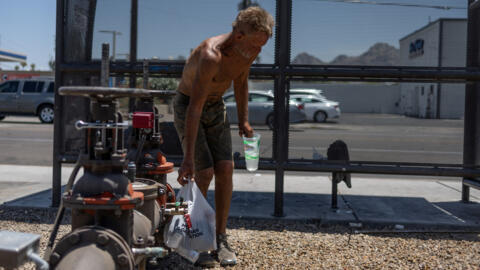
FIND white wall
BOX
[250,81,401,114]
[442,20,467,67]
[399,20,466,119]
[439,20,467,119]
[439,84,465,119]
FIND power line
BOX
[308,0,467,10]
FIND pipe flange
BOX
[49,226,134,270]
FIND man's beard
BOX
[234,46,253,59]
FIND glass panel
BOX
[285,81,463,164]
[23,81,37,93]
[291,0,467,66]
[91,0,131,61]
[137,0,276,63]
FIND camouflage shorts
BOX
[173,92,232,171]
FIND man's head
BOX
[232,6,274,38]
[231,7,274,59]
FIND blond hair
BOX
[232,7,274,37]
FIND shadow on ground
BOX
[3,187,480,233]
[0,120,45,125]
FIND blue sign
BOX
[409,39,424,58]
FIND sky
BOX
[0,0,468,71]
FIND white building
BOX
[399,18,467,119]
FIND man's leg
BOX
[193,167,217,267]
[213,160,236,266]
[194,167,214,197]
[213,160,233,234]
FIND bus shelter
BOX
[53,0,480,217]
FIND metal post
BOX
[436,20,443,119]
[129,0,138,112]
[99,30,121,86]
[101,44,110,87]
[273,0,292,217]
[52,0,65,207]
[52,0,96,207]
[462,0,480,202]
[143,60,149,89]
[112,32,117,87]
[331,174,338,209]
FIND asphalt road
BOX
[0,113,464,166]
[234,113,464,164]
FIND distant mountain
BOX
[292,52,326,65]
[292,43,399,66]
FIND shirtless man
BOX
[173,7,274,266]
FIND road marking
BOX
[431,203,466,223]
[0,137,52,143]
[299,130,461,139]
[290,146,462,155]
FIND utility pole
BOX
[99,30,122,86]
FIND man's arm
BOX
[233,69,253,138]
[177,51,219,184]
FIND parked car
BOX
[268,88,337,102]
[290,94,341,122]
[223,90,306,129]
[268,88,323,97]
[0,78,55,123]
[290,88,324,97]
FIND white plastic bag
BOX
[164,180,217,253]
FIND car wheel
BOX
[266,113,274,130]
[38,104,54,123]
[0,115,5,121]
[314,111,327,123]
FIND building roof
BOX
[0,49,27,63]
[399,18,467,42]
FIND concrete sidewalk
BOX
[1,164,479,230]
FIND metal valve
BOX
[75,120,130,130]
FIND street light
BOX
[99,30,122,86]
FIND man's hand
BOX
[177,159,195,186]
[238,121,254,138]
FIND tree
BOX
[137,77,178,90]
[136,77,179,113]
[14,65,19,71]
[30,63,36,71]
[20,62,27,70]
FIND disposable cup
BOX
[243,133,261,171]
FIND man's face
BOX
[234,31,269,60]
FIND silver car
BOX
[0,78,55,123]
[290,94,341,122]
[223,90,306,129]
[268,88,324,98]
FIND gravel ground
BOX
[1,206,479,270]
